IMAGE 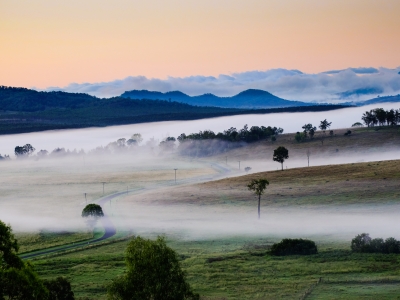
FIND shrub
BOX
[269,238,318,256]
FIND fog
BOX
[1,103,400,243]
[0,103,398,157]
[110,203,400,241]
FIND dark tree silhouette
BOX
[273,146,289,170]
[44,277,75,300]
[14,144,35,157]
[81,204,104,218]
[107,236,199,300]
[247,178,269,219]
[318,119,332,133]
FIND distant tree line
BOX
[351,233,400,254]
[362,108,400,127]
[175,125,283,157]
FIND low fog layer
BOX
[0,103,397,156]
[47,67,400,102]
[111,203,400,241]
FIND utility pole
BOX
[84,193,87,204]
[127,186,128,194]
[238,160,241,170]
[306,149,310,167]
[101,182,106,196]
[174,169,178,184]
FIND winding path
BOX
[20,162,232,259]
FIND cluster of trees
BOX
[361,108,400,127]
[294,119,332,142]
[351,233,400,254]
[177,124,283,143]
[269,239,318,256]
[0,220,75,299]
[174,124,283,157]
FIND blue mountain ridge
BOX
[120,89,313,108]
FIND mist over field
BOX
[0,103,398,157]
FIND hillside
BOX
[121,88,311,108]
[0,86,347,135]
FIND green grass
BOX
[309,282,400,300]
[16,230,93,253]
[26,236,400,299]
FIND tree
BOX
[244,167,251,173]
[14,144,35,157]
[273,146,289,171]
[82,204,104,231]
[247,178,269,219]
[81,204,104,218]
[107,236,199,300]
[319,119,332,133]
[302,124,316,139]
[0,220,50,299]
[44,277,75,300]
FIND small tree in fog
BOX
[82,204,104,232]
[273,146,289,171]
[247,178,269,219]
[245,167,251,174]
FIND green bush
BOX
[269,238,318,256]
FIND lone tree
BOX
[319,119,332,133]
[107,236,199,300]
[82,204,104,231]
[273,146,289,170]
[82,204,104,218]
[247,178,269,219]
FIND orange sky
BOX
[1,0,399,89]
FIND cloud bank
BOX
[47,67,400,103]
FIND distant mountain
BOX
[354,94,400,106]
[0,86,347,135]
[121,89,312,108]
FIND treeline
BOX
[361,108,400,127]
[164,125,283,157]
[351,233,400,254]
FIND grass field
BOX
[6,125,400,299]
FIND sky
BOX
[1,0,400,99]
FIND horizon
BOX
[2,0,399,99]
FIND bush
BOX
[351,233,400,254]
[269,238,318,256]
[344,130,352,136]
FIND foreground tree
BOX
[247,178,269,219]
[44,277,75,300]
[107,236,199,300]
[273,146,289,170]
[0,219,74,299]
